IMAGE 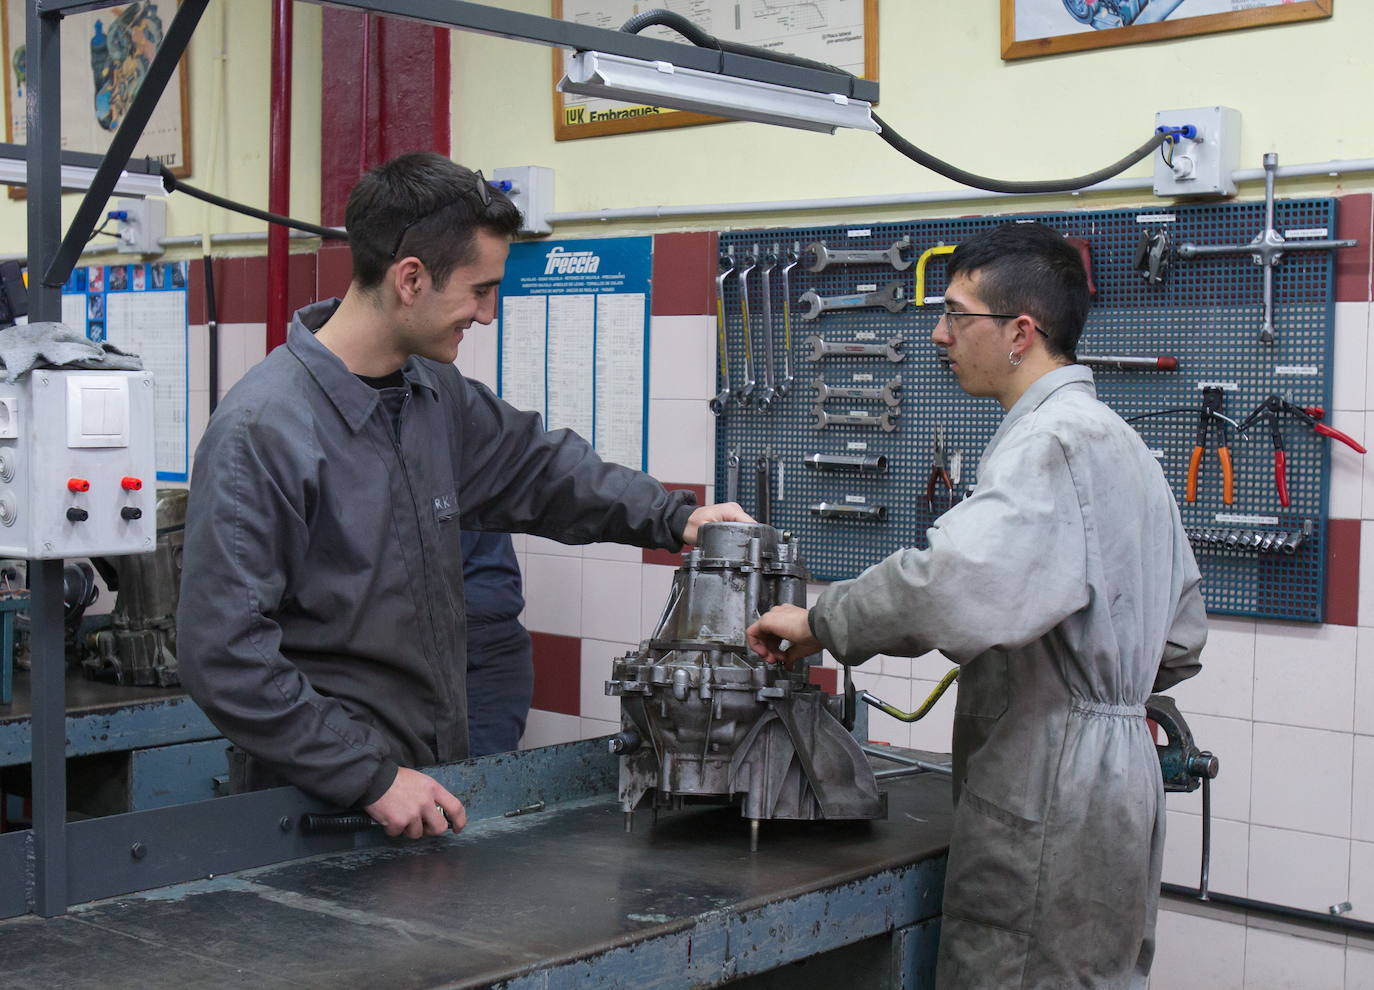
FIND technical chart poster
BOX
[498,237,652,471]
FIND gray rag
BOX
[0,321,144,382]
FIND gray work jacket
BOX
[178,300,695,808]
[811,364,1206,988]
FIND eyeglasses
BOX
[387,169,492,261]
[939,309,1049,338]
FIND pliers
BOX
[927,425,954,511]
[1186,387,1234,505]
[1237,394,1367,507]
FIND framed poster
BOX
[2,0,191,179]
[552,0,878,141]
[1002,0,1332,59]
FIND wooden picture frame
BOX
[552,0,878,141]
[1001,0,1332,60]
[2,0,192,198]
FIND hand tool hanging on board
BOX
[926,425,955,512]
[1187,387,1234,505]
[1078,354,1178,371]
[1177,153,1358,345]
[755,452,773,525]
[812,406,900,431]
[810,501,887,521]
[803,236,913,273]
[726,445,741,504]
[804,451,889,473]
[709,254,735,415]
[755,244,780,408]
[805,335,905,362]
[1133,228,1171,285]
[812,376,903,407]
[914,244,956,305]
[734,249,758,404]
[1237,394,1366,507]
[798,280,908,320]
[777,243,800,396]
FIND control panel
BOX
[0,369,157,559]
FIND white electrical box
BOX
[493,166,554,236]
[115,196,167,255]
[1153,107,1242,199]
[0,369,157,559]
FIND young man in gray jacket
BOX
[747,222,1206,989]
[179,153,746,841]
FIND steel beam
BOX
[29,562,67,917]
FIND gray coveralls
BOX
[178,300,695,808]
[810,365,1206,989]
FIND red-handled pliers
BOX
[1238,395,1366,507]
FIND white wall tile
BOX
[509,533,527,554]
[1355,736,1374,842]
[583,541,643,563]
[1330,409,1366,518]
[1161,811,1248,895]
[1350,839,1374,922]
[580,638,635,724]
[640,563,677,639]
[647,398,713,484]
[649,314,714,401]
[519,709,581,750]
[457,317,498,389]
[1248,825,1350,914]
[241,323,267,369]
[216,322,254,396]
[522,553,583,636]
[527,534,582,558]
[1335,300,1370,412]
[580,717,619,741]
[1243,925,1346,990]
[1358,628,1374,737]
[581,559,644,643]
[1251,723,1352,836]
[1166,713,1251,822]
[1350,945,1374,990]
[850,669,911,748]
[1253,622,1357,732]
[1176,617,1254,720]
[187,389,210,471]
[1150,908,1245,990]
[188,323,209,392]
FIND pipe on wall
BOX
[267,0,293,352]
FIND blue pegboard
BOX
[715,198,1341,622]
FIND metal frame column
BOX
[267,0,293,351]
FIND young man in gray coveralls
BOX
[747,222,1206,989]
[178,153,747,841]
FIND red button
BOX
[67,478,90,493]
[121,477,143,491]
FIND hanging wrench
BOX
[725,446,741,503]
[798,280,908,320]
[709,254,735,415]
[734,250,758,404]
[804,335,905,363]
[811,407,900,432]
[755,244,779,408]
[812,376,902,407]
[803,236,913,273]
[778,242,800,396]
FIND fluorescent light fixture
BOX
[558,50,878,135]
[0,155,167,198]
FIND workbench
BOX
[0,742,953,989]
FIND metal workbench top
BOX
[0,767,953,989]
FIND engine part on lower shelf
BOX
[810,501,887,521]
[803,236,912,273]
[803,451,889,473]
[1186,521,1312,554]
[605,522,885,845]
[812,375,902,407]
[804,334,905,362]
[811,406,899,431]
[1078,353,1178,371]
[798,280,908,320]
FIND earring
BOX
[1008,351,1023,368]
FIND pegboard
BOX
[714,197,1343,622]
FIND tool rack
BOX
[714,196,1342,622]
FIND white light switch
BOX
[67,375,129,447]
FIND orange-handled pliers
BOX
[1186,387,1234,505]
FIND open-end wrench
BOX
[804,335,905,363]
[778,243,800,395]
[709,254,735,415]
[810,501,888,521]
[725,446,740,503]
[812,376,902,408]
[799,280,907,320]
[811,406,899,431]
[803,237,913,273]
[756,244,779,408]
[734,250,757,404]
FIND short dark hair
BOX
[345,152,522,292]
[946,221,1089,361]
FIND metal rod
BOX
[267,0,293,351]
[860,744,953,777]
[31,560,68,916]
[1199,774,1212,900]
[1162,884,1374,938]
[42,0,210,289]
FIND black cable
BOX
[620,10,853,79]
[1126,408,1196,423]
[157,164,347,241]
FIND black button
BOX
[66,507,89,522]
[121,507,143,521]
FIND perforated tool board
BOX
[714,197,1341,622]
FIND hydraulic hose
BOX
[157,164,347,241]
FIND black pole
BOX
[1162,884,1374,938]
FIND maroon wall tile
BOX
[530,631,582,717]
[317,245,354,300]
[287,253,318,318]
[209,257,248,324]
[808,665,837,694]
[240,256,269,324]
[1335,193,1372,302]
[187,258,205,324]
[1324,518,1361,626]
[642,483,708,566]
[651,232,716,317]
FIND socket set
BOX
[1186,522,1312,555]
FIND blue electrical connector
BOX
[1155,124,1198,144]
[489,179,514,193]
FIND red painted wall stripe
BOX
[651,232,716,317]
[1335,194,1372,303]
[530,632,582,717]
[1324,518,1361,626]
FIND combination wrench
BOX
[734,250,758,404]
[709,254,735,415]
[798,280,908,320]
[755,244,779,407]
[804,335,905,363]
[812,376,902,408]
[811,407,900,432]
[777,243,800,395]
[803,236,913,273]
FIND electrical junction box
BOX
[0,369,157,559]
[1153,107,1242,199]
[115,196,167,255]
[493,166,554,236]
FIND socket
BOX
[492,166,554,237]
[1152,107,1241,198]
[115,196,167,255]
